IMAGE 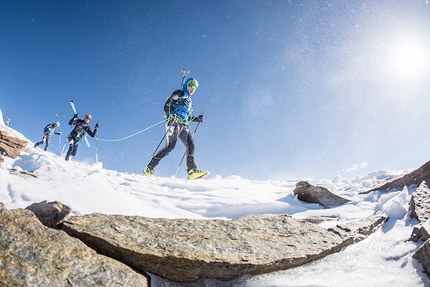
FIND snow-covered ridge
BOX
[0,121,428,286]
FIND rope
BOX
[89,119,166,142]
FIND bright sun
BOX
[391,42,429,76]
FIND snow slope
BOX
[0,112,428,287]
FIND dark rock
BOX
[409,220,430,242]
[409,226,424,242]
[26,200,72,229]
[293,181,350,208]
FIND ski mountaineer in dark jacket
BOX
[65,113,98,161]
[34,121,61,151]
[143,78,208,180]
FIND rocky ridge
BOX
[2,160,430,285]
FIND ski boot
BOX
[142,166,154,177]
[187,169,208,180]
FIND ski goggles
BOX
[187,80,198,90]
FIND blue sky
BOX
[1,1,430,180]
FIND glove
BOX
[180,97,191,106]
[193,114,204,122]
[73,113,79,119]
[95,123,99,129]
[59,132,62,135]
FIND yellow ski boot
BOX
[187,169,208,180]
[142,166,154,177]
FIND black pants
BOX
[65,142,79,161]
[148,121,197,172]
[35,134,51,151]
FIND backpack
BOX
[43,124,52,133]
[164,90,185,117]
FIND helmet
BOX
[187,79,199,90]
[84,114,92,120]
[54,121,60,127]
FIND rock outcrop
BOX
[293,181,350,208]
[410,220,430,243]
[410,182,430,223]
[407,181,430,277]
[364,160,430,194]
[26,200,72,229]
[413,238,430,276]
[62,212,386,283]
[0,206,149,287]
[0,130,27,161]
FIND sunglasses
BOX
[188,81,198,90]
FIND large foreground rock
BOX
[0,207,149,287]
[62,213,386,283]
[293,181,350,208]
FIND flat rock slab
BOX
[0,207,149,287]
[62,213,386,283]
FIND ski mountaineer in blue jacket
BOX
[143,78,208,180]
[65,113,98,161]
[34,121,61,151]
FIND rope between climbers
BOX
[91,119,166,142]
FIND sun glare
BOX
[391,42,429,76]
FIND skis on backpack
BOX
[69,100,91,147]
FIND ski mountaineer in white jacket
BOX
[143,78,208,180]
[34,121,61,151]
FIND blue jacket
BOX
[164,78,195,124]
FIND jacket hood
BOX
[182,78,196,97]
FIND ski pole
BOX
[174,113,204,177]
[180,68,189,89]
[147,117,177,162]
[95,121,99,163]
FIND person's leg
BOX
[65,146,73,160]
[44,136,51,151]
[145,122,181,173]
[71,144,78,156]
[178,127,197,172]
[65,143,78,160]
